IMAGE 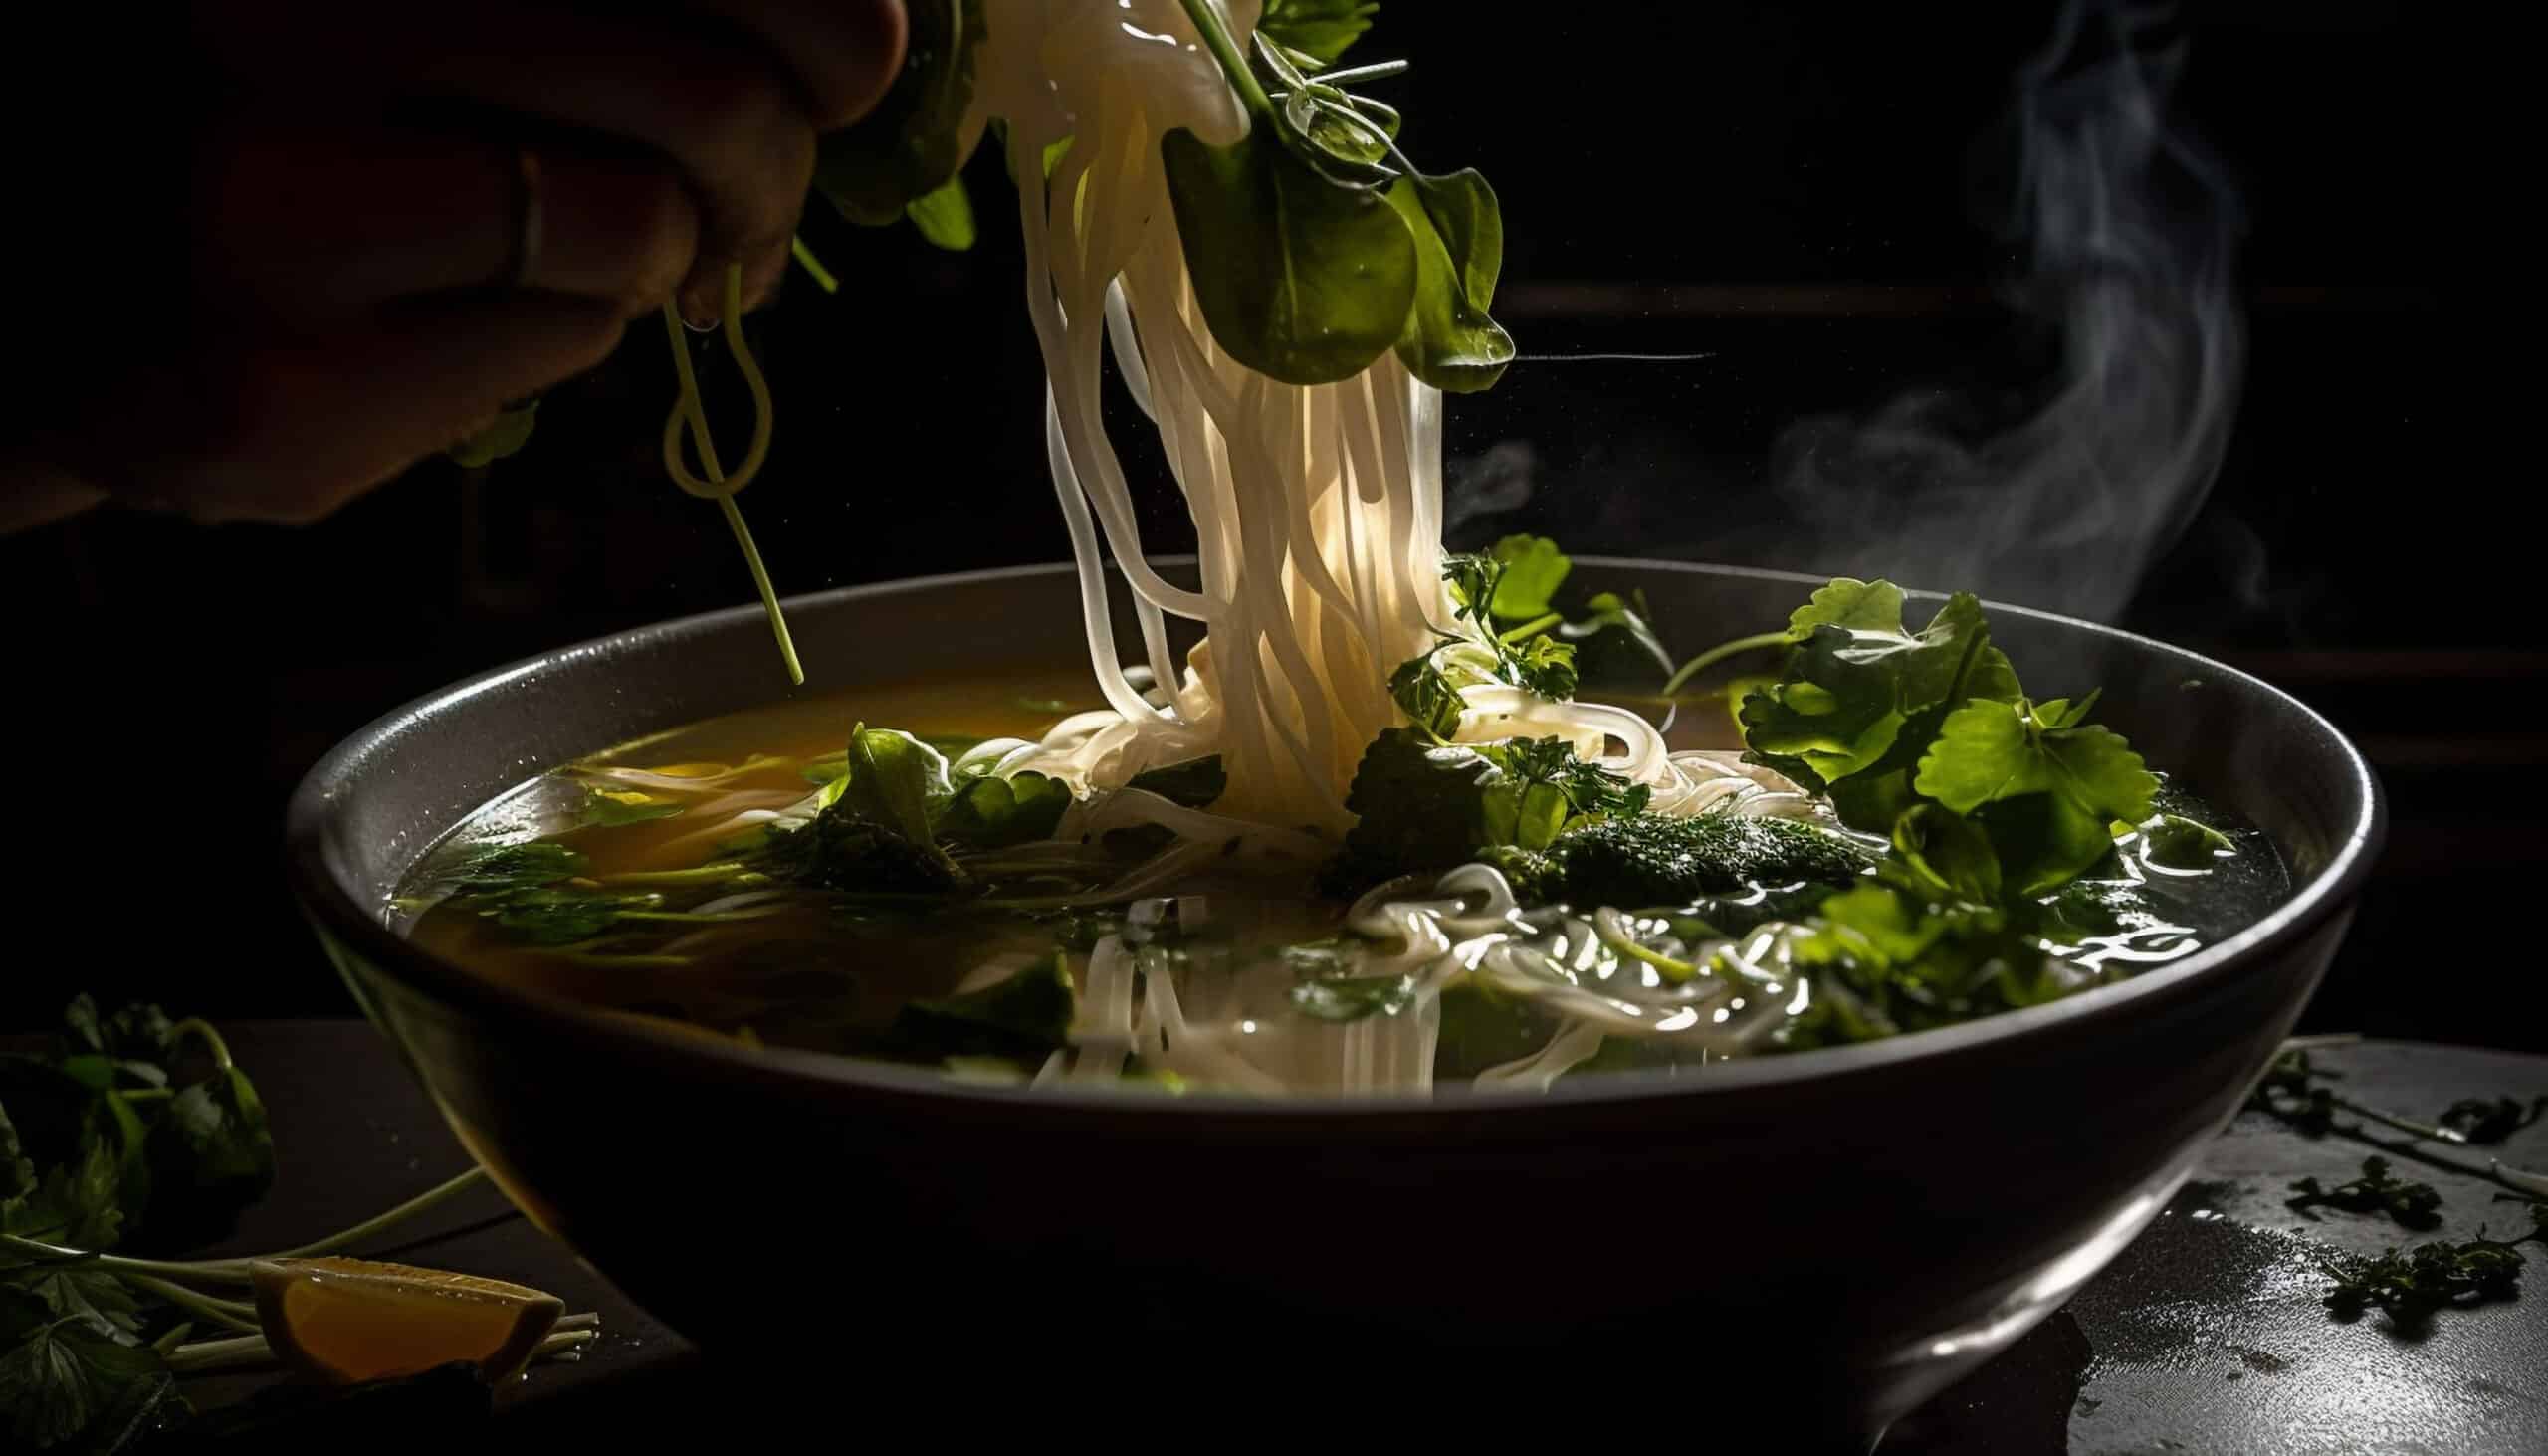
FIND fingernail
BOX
[681,282,721,330]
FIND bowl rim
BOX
[284,557,2386,1123]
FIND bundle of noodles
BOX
[964,0,1794,849]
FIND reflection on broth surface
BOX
[400,663,2290,1100]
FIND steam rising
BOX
[1772,0,2244,620]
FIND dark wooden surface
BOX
[173,1024,2546,1452]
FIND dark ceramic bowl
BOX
[285,561,2380,1445]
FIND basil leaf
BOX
[841,725,956,844]
[1387,170,1513,392]
[1162,125,1416,386]
[1258,0,1380,66]
[813,0,986,225]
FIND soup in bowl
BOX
[285,559,2379,1442]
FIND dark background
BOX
[3,4,2518,1042]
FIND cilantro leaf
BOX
[411,841,588,902]
[2286,1156,2443,1230]
[1,1103,36,1210]
[0,1312,169,1450]
[1486,537,1567,619]
[4,1137,122,1251]
[0,1256,142,1343]
[1739,587,2016,795]
[1507,634,1579,700]
[883,954,1078,1063]
[1258,0,1379,65]
[2439,1096,2548,1144]
[141,1066,274,1246]
[1387,653,1466,738]
[1913,696,2157,895]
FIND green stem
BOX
[166,1018,234,1073]
[1659,631,1792,698]
[1497,613,1562,644]
[120,1274,261,1334]
[0,1165,500,1287]
[1310,59,1410,86]
[1177,0,1275,120]
[257,1166,492,1262]
[718,494,804,686]
[595,863,755,886]
[788,235,840,294]
[162,1333,272,1374]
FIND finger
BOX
[401,12,815,327]
[199,4,817,328]
[113,294,627,525]
[195,121,703,326]
[690,0,909,129]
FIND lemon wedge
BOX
[251,1257,564,1384]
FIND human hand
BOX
[7,0,905,530]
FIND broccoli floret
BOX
[1533,812,1872,906]
[753,805,969,895]
[1320,728,1519,895]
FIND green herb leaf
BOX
[477,888,662,946]
[938,771,1071,850]
[1290,973,1418,1022]
[1258,0,1379,65]
[577,791,687,829]
[1484,535,1568,620]
[1560,591,1675,681]
[141,1066,274,1244]
[1161,124,1417,386]
[903,173,977,250]
[840,725,956,846]
[2439,1096,2548,1144]
[5,1137,122,1251]
[884,954,1078,1062]
[812,0,986,225]
[2141,812,2234,869]
[1739,587,2016,796]
[1125,756,1228,809]
[446,399,537,469]
[1387,169,1513,392]
[2286,1156,2443,1230]
[1387,653,1466,739]
[413,842,588,900]
[1,1256,142,1343]
[0,1312,169,1450]
[0,1103,34,1210]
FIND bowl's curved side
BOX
[286,560,2382,1433]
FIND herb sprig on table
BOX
[4,1000,579,1452]
[2244,1041,2548,1329]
